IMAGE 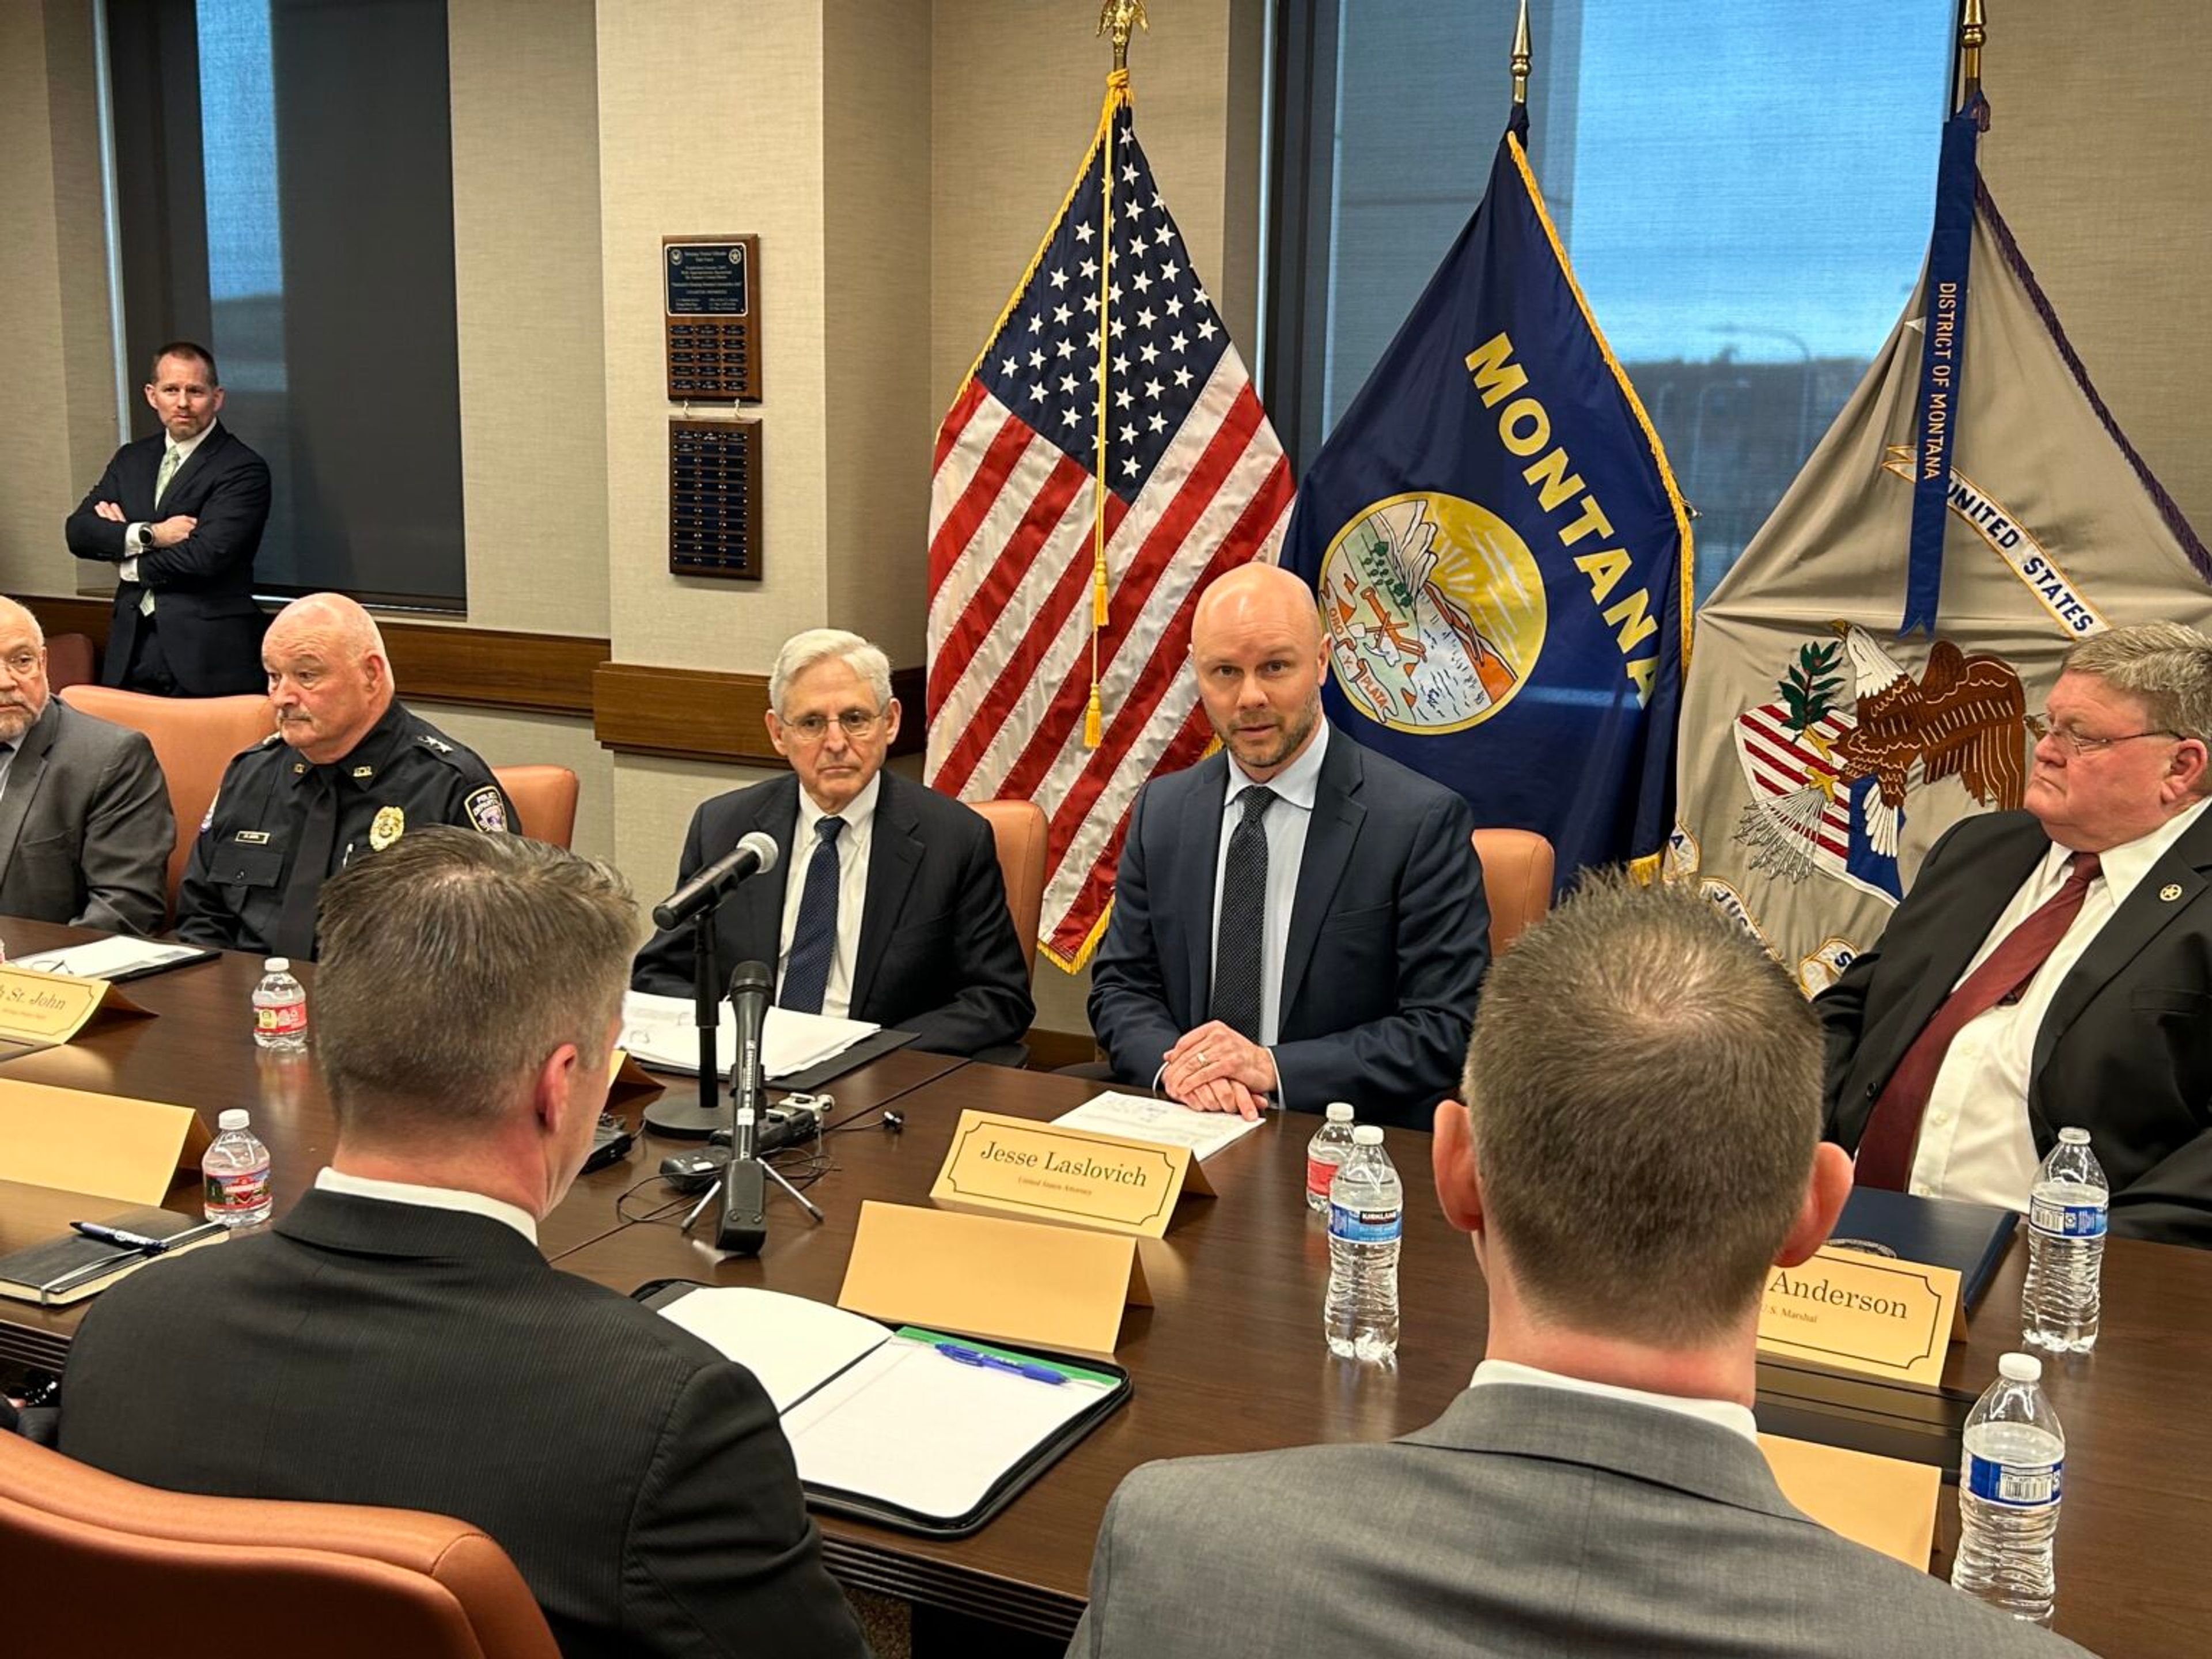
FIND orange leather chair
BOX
[59,684,276,914]
[1471,827,1556,957]
[0,1432,559,1659]
[43,632,97,692]
[970,797,1047,973]
[491,764,579,849]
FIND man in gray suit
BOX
[1070,878,2085,1658]
[0,597,172,933]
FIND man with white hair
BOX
[1824,622,2212,1245]
[176,592,514,959]
[633,628,1034,1056]
[0,596,172,932]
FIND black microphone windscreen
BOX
[728,960,775,998]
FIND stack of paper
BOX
[619,990,877,1080]
[1051,1090,1265,1160]
[11,937,207,982]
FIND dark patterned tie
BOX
[1209,786,1276,1041]
[778,816,846,1014]
[273,767,339,960]
[1854,851,2101,1190]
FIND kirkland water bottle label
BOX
[1965,1455,2063,1507]
[1328,1203,1403,1243]
[2030,1199,2107,1238]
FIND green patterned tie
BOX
[141,444,183,616]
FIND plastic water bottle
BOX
[1324,1125,1402,1362]
[202,1109,273,1227]
[252,957,308,1050]
[1305,1102,1357,1215]
[2022,1127,2107,1354]
[1952,1352,2066,1625]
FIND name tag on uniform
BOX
[232,830,271,844]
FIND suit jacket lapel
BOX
[2033,808,2212,1098]
[1279,731,1363,1021]
[1176,755,1229,1018]
[850,774,922,1015]
[724,775,799,976]
[1874,818,2048,1074]
[160,423,225,506]
[0,702,61,881]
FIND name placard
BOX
[0,967,150,1050]
[930,1111,1213,1239]
[0,1079,212,1205]
[1756,1246,1961,1389]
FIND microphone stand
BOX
[640,909,732,1139]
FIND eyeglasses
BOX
[780,709,882,743]
[0,650,42,678]
[2032,713,2180,758]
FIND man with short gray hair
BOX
[0,596,173,933]
[60,829,870,1658]
[634,627,1034,1056]
[1823,620,2212,1245]
[1070,878,2082,1659]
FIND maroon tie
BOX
[1853,851,2101,1191]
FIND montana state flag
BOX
[1278,107,1691,884]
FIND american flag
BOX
[927,79,1291,969]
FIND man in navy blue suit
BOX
[1089,562,1490,1128]
[65,340,270,695]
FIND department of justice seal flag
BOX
[1278,104,1692,885]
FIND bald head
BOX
[0,596,50,742]
[263,593,394,764]
[1189,560,1330,783]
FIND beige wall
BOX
[1981,6,2212,543]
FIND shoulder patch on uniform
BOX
[465,785,509,834]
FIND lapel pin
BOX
[2160,883,2184,902]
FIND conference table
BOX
[3,919,2209,1656]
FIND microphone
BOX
[717,960,775,1255]
[653,831,779,931]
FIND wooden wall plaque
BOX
[669,418,762,579]
[664,235,762,401]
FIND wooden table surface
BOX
[560,1061,2212,1654]
[5,915,2206,1654]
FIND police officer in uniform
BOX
[176,593,516,959]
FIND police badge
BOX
[465,786,509,834]
[370,805,406,851]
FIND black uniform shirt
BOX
[175,699,515,958]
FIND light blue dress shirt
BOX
[1208,720,1330,1052]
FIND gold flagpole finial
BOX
[1510,0,1532,107]
[1959,0,1986,104]
[1099,0,1148,73]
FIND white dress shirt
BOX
[122,421,216,583]
[1208,721,1330,1052]
[1908,796,2212,1209]
[1470,1358,1759,1444]
[315,1165,538,1244]
[776,771,880,1020]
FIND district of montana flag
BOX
[1278,107,1691,885]
[926,70,1291,970]
[1672,176,2212,993]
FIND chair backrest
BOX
[969,798,1047,972]
[1471,827,1556,957]
[44,632,97,692]
[59,685,276,912]
[0,1433,560,1659]
[491,764,578,849]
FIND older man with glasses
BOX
[0,596,172,933]
[1821,622,2212,1245]
[632,628,1033,1058]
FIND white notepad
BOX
[618,991,877,1080]
[656,1286,1119,1522]
[1052,1090,1266,1160]
[12,937,207,982]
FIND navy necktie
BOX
[273,767,339,960]
[779,816,846,1014]
[1210,786,1276,1041]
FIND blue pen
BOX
[933,1342,1067,1385]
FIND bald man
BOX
[1089,563,1490,1128]
[176,594,516,959]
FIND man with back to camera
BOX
[176,591,515,960]
[64,340,271,695]
[1087,559,1490,1127]
[1822,622,2212,1245]
[632,627,1035,1057]
[0,596,173,933]
[1070,877,2083,1657]
[58,828,872,1658]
